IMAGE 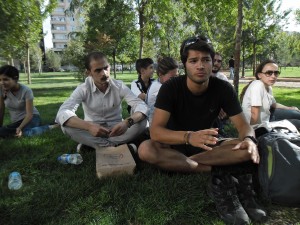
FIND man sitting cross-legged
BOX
[56,52,148,150]
[138,36,267,225]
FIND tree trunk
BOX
[113,48,116,79]
[252,42,257,76]
[233,0,243,94]
[139,12,144,59]
[38,59,42,75]
[241,36,245,78]
[138,1,147,59]
[23,60,27,74]
[27,45,31,84]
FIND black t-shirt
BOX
[155,75,242,132]
[229,58,234,68]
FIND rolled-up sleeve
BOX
[55,86,85,126]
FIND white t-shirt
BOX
[212,72,228,82]
[242,80,276,124]
[145,79,161,126]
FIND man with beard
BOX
[211,52,230,137]
[212,52,228,81]
[138,36,266,224]
[56,52,148,149]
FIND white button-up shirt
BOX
[56,76,148,127]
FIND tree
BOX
[296,9,300,24]
[0,0,56,83]
[233,0,243,94]
[46,50,61,71]
[30,44,44,74]
[243,0,290,75]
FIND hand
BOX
[290,106,300,111]
[109,121,128,137]
[232,139,260,164]
[15,127,23,138]
[87,123,111,137]
[188,128,219,151]
[138,93,147,101]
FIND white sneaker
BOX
[128,143,137,154]
[76,143,82,153]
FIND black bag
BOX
[257,129,300,206]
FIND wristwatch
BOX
[243,136,258,144]
[126,118,134,128]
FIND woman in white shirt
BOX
[146,57,179,126]
[240,59,300,129]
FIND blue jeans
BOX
[270,108,300,130]
[229,67,234,79]
[0,114,50,138]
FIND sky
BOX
[42,0,300,49]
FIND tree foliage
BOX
[45,50,61,71]
[0,0,57,83]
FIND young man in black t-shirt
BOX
[138,36,267,224]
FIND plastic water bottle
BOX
[8,171,23,190]
[57,154,83,165]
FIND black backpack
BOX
[257,129,300,206]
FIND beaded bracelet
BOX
[184,131,192,145]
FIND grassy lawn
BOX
[1,72,300,225]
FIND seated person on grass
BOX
[240,59,300,130]
[130,58,155,102]
[146,56,179,126]
[0,65,58,138]
[138,36,267,225]
[56,52,148,151]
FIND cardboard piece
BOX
[95,144,136,179]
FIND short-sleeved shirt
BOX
[155,75,242,153]
[155,75,242,131]
[0,84,39,123]
[242,80,276,124]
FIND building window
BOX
[54,7,64,13]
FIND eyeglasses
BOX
[261,70,280,77]
[182,36,212,53]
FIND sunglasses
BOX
[261,70,280,77]
[182,36,212,53]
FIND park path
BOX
[228,77,300,88]
[221,71,300,88]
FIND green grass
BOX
[1,72,300,225]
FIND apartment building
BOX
[50,0,81,52]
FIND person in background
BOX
[240,59,300,129]
[130,58,154,101]
[229,55,234,80]
[0,65,58,138]
[146,56,179,126]
[56,52,148,150]
[128,58,154,114]
[211,52,230,137]
[212,52,228,81]
[138,36,266,225]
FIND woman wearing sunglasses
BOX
[240,59,300,129]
